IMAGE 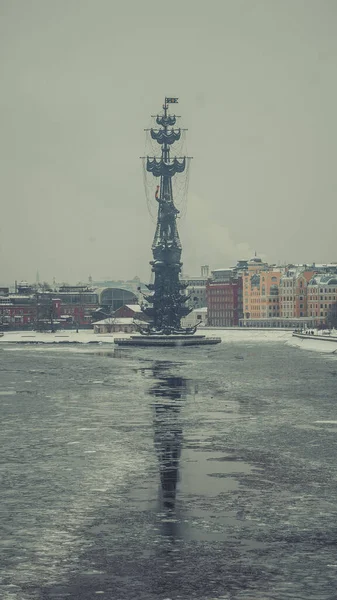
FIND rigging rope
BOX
[142,120,190,222]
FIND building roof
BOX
[193,307,207,313]
[93,317,138,325]
[249,256,263,264]
[125,304,142,312]
[282,267,313,280]
[309,274,337,286]
[212,268,235,272]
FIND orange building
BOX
[242,257,282,324]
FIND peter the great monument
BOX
[115,98,221,347]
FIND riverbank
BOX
[289,331,337,353]
[0,329,291,345]
[292,331,337,342]
[0,330,120,344]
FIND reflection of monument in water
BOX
[114,98,221,347]
[150,362,186,510]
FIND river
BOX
[1,333,337,599]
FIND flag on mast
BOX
[166,97,178,103]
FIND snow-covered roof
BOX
[181,276,208,281]
[94,317,139,325]
[212,268,234,272]
[125,304,142,312]
[309,274,337,286]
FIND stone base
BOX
[114,334,222,347]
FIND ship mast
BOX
[141,97,193,335]
[161,99,172,210]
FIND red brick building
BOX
[206,269,243,327]
[112,304,146,320]
[0,285,99,330]
[0,292,37,328]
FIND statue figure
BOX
[155,188,179,243]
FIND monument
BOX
[115,98,221,347]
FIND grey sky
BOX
[1,0,336,284]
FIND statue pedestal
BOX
[114,334,221,347]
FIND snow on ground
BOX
[1,328,337,354]
[287,335,337,354]
[209,328,291,343]
[0,329,291,345]
[0,330,122,345]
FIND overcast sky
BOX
[1,0,336,285]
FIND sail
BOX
[156,115,176,127]
[150,129,181,145]
[146,157,186,178]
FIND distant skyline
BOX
[1,0,336,285]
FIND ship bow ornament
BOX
[140,98,194,335]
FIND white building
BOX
[181,266,209,309]
[307,274,337,325]
[93,317,143,334]
[181,307,207,328]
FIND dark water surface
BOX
[1,338,337,599]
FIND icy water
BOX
[1,336,337,600]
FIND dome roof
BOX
[249,256,262,264]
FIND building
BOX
[97,287,138,314]
[0,283,61,330]
[242,257,276,320]
[207,269,243,327]
[181,266,209,309]
[112,304,147,320]
[0,282,127,330]
[0,287,37,329]
[93,277,144,297]
[53,286,99,327]
[307,263,337,275]
[93,317,139,334]
[181,306,207,328]
[307,274,337,326]
[239,316,316,328]
[279,268,314,319]
[241,257,283,326]
[93,304,147,334]
[240,260,337,327]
